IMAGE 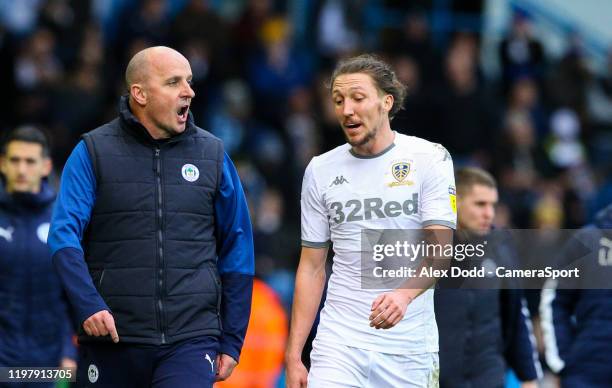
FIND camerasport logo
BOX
[181,164,200,182]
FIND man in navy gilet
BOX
[48,46,254,387]
[435,167,540,388]
[0,127,76,387]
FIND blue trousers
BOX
[75,336,218,388]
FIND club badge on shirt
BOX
[388,160,414,187]
[181,164,200,182]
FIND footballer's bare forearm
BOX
[397,225,453,298]
[285,247,328,362]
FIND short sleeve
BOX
[301,160,330,247]
[420,144,457,229]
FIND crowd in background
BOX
[1,0,612,385]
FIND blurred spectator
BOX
[170,0,229,78]
[430,33,498,165]
[13,27,64,124]
[249,128,289,190]
[0,126,76,383]
[285,87,320,170]
[540,204,612,388]
[531,186,565,229]
[202,75,289,187]
[392,54,433,140]
[38,0,88,66]
[49,61,105,162]
[235,160,268,217]
[41,21,106,165]
[121,0,170,47]
[207,79,252,156]
[381,11,439,85]
[231,0,273,64]
[545,108,586,170]
[315,0,360,62]
[0,0,43,36]
[546,36,591,126]
[586,47,612,129]
[499,11,545,93]
[495,111,542,228]
[14,27,62,92]
[588,167,612,221]
[78,23,105,68]
[544,108,593,227]
[253,188,298,274]
[248,16,313,125]
[506,77,548,139]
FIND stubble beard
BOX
[152,116,182,139]
[345,125,377,148]
[345,105,387,148]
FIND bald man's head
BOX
[125,46,188,89]
[125,49,150,88]
[124,46,194,140]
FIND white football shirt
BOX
[301,132,456,354]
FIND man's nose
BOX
[182,81,195,99]
[484,205,495,220]
[16,161,28,174]
[342,101,354,116]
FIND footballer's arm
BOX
[370,225,453,329]
[285,246,328,388]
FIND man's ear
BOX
[42,157,52,178]
[130,84,147,106]
[383,94,394,113]
[0,156,6,176]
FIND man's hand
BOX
[520,380,539,388]
[60,357,77,369]
[285,358,308,388]
[215,353,237,381]
[369,289,414,329]
[83,310,119,343]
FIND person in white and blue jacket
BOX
[0,127,76,387]
[48,46,254,387]
[540,204,612,388]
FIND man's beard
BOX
[345,125,377,147]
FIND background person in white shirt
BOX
[285,54,456,388]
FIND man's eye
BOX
[334,100,343,105]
